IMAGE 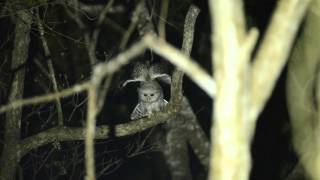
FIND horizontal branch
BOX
[20,102,180,156]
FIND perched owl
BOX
[131,81,168,119]
[122,62,171,120]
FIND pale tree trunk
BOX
[0,10,32,180]
[208,0,310,179]
[287,0,320,179]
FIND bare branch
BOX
[20,102,181,155]
[0,82,90,114]
[119,0,145,50]
[0,9,32,180]
[158,0,170,39]
[85,86,98,180]
[171,5,200,103]
[250,0,311,126]
[209,0,253,178]
[287,0,320,179]
[36,9,64,126]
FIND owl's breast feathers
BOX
[130,99,168,120]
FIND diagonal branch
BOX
[36,9,64,126]
[171,5,200,103]
[250,0,311,129]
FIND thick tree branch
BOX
[171,5,200,103]
[0,9,32,180]
[287,0,320,179]
[250,0,311,129]
[20,102,181,156]
[208,0,310,179]
[209,0,253,178]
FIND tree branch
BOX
[250,0,311,129]
[20,102,181,156]
[171,5,200,103]
[209,0,253,178]
[287,0,320,179]
[36,9,64,126]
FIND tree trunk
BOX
[0,10,32,180]
[286,0,320,178]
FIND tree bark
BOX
[0,10,32,180]
[287,0,320,179]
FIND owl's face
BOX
[138,88,162,103]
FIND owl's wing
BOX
[122,62,149,88]
[151,74,171,84]
[159,99,169,111]
[122,79,144,88]
[163,99,168,105]
[149,64,171,84]
[132,62,148,80]
[130,103,147,120]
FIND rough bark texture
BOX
[136,1,156,36]
[0,10,32,180]
[163,97,210,180]
[164,110,192,180]
[164,5,209,179]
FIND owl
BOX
[122,62,171,120]
[130,81,168,119]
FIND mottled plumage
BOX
[122,62,171,120]
[131,81,168,119]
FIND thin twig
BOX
[85,86,98,180]
[0,82,90,114]
[158,0,170,39]
[36,9,64,126]
[96,76,113,113]
[119,0,144,50]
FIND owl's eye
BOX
[150,94,154,96]
[144,94,147,96]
